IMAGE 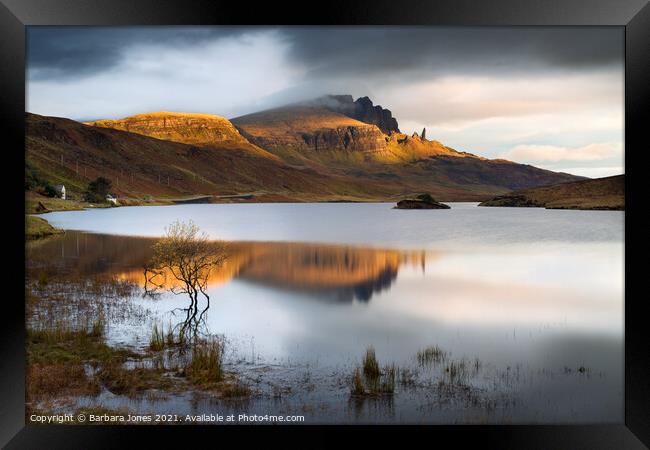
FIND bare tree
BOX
[144,220,227,344]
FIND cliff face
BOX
[85,112,251,148]
[232,106,388,154]
[312,95,400,134]
[300,124,388,153]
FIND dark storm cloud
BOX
[26,26,258,80]
[26,26,623,177]
[279,26,623,78]
[27,26,622,81]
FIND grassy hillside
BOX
[85,112,276,159]
[25,113,401,202]
[230,102,583,193]
[26,216,64,240]
[27,106,586,202]
[479,175,624,210]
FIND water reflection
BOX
[26,229,624,422]
[26,231,428,303]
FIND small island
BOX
[395,193,451,209]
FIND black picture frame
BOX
[2,0,649,447]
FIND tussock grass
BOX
[220,381,251,398]
[351,368,365,395]
[26,303,144,403]
[185,338,224,387]
[37,272,49,287]
[351,346,397,396]
[363,347,381,379]
[27,325,137,366]
[29,311,104,348]
[27,362,101,401]
[417,345,447,367]
[149,322,166,351]
[97,363,172,398]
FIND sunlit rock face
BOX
[313,95,400,135]
[232,104,389,154]
[85,112,252,148]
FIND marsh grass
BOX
[417,345,447,367]
[149,322,166,351]
[26,318,140,404]
[26,269,249,406]
[443,359,471,386]
[29,310,105,345]
[185,338,224,388]
[473,357,482,374]
[351,347,397,396]
[363,347,381,379]
[351,368,365,395]
[27,362,101,401]
[381,364,396,394]
[220,381,251,398]
[97,363,173,398]
[26,275,144,336]
[166,322,175,347]
[37,271,49,287]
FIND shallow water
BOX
[31,203,624,423]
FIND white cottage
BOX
[106,194,118,205]
[53,184,66,200]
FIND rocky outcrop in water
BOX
[395,193,450,209]
[479,194,544,207]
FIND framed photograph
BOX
[3,0,649,447]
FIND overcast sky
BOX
[26,26,624,177]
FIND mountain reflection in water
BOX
[27,231,428,303]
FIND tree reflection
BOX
[143,220,227,344]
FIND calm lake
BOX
[33,203,624,423]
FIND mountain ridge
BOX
[27,94,588,202]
